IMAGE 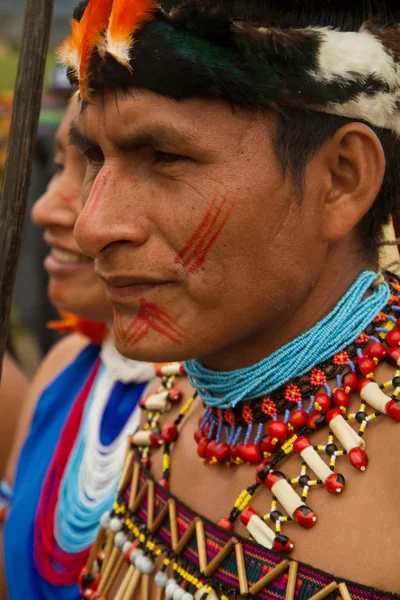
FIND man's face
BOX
[74,90,328,368]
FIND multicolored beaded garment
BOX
[79,275,400,600]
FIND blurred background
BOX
[0,0,76,375]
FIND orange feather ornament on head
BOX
[106,0,159,69]
[48,313,108,346]
[57,0,113,100]
[79,0,114,100]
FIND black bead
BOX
[393,376,400,388]
[325,443,337,457]
[299,475,310,487]
[270,510,282,523]
[356,411,367,424]
[257,463,272,482]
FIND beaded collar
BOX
[80,459,400,600]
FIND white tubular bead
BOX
[194,587,219,600]
[132,430,152,446]
[155,571,169,589]
[122,541,133,555]
[110,517,123,533]
[173,589,186,600]
[145,391,171,412]
[329,414,366,453]
[100,511,111,529]
[166,581,179,600]
[300,446,333,483]
[246,513,275,550]
[360,381,390,414]
[130,548,143,564]
[182,594,194,600]
[271,478,305,518]
[159,364,181,377]
[115,531,128,548]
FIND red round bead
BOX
[314,393,331,413]
[149,432,162,447]
[343,371,359,392]
[386,399,400,421]
[366,342,386,361]
[333,389,350,409]
[168,388,182,403]
[293,436,311,454]
[161,423,179,444]
[260,436,280,453]
[83,591,95,600]
[386,329,400,347]
[96,550,105,564]
[229,443,244,464]
[324,472,345,494]
[205,440,219,462]
[294,506,317,529]
[349,447,368,471]
[197,437,209,458]
[265,470,284,491]
[213,443,230,463]
[217,518,233,531]
[240,443,262,464]
[387,347,400,365]
[256,459,272,484]
[194,429,206,443]
[358,357,375,376]
[326,408,341,424]
[308,410,325,430]
[267,420,288,443]
[273,534,294,554]
[79,568,90,590]
[240,506,256,526]
[141,456,151,469]
[357,378,371,394]
[289,409,308,430]
[159,478,169,490]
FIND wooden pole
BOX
[0,0,54,378]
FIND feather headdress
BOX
[59,0,400,136]
[105,0,159,68]
[58,0,113,100]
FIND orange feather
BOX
[106,0,159,67]
[78,0,114,100]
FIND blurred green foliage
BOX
[0,51,57,93]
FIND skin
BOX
[31,95,112,322]
[72,88,400,593]
[0,97,114,596]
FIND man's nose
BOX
[74,167,150,258]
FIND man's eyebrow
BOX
[112,124,196,153]
[69,122,100,153]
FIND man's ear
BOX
[319,122,386,243]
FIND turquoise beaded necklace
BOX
[185,271,390,409]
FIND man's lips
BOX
[102,276,173,303]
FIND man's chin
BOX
[113,336,191,364]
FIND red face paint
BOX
[113,301,184,347]
[48,282,67,303]
[87,168,112,215]
[174,195,234,273]
[56,186,81,204]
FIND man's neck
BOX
[202,240,377,371]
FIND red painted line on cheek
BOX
[48,282,66,303]
[174,197,217,264]
[127,324,150,347]
[182,196,228,268]
[189,201,235,273]
[140,304,184,339]
[87,168,112,215]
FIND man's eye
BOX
[153,151,186,166]
[49,161,64,177]
[83,148,104,166]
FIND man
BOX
[60,0,400,597]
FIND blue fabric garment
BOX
[4,344,99,600]
[4,343,145,600]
